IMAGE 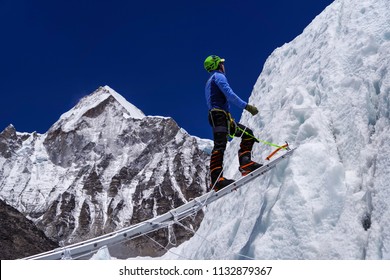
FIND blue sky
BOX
[1,0,334,140]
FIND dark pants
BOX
[208,109,258,184]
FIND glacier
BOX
[157,0,390,260]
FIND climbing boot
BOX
[238,150,262,176]
[209,150,234,191]
[213,177,235,191]
[238,137,262,176]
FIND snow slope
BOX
[162,0,390,259]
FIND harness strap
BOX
[209,108,235,136]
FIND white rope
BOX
[145,234,192,260]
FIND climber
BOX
[204,55,262,191]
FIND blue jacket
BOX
[205,71,247,112]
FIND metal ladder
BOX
[24,147,296,260]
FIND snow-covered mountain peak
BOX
[1,124,17,138]
[101,85,145,119]
[53,85,145,132]
[0,85,210,258]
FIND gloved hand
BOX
[245,104,258,116]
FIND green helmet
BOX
[204,55,225,72]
